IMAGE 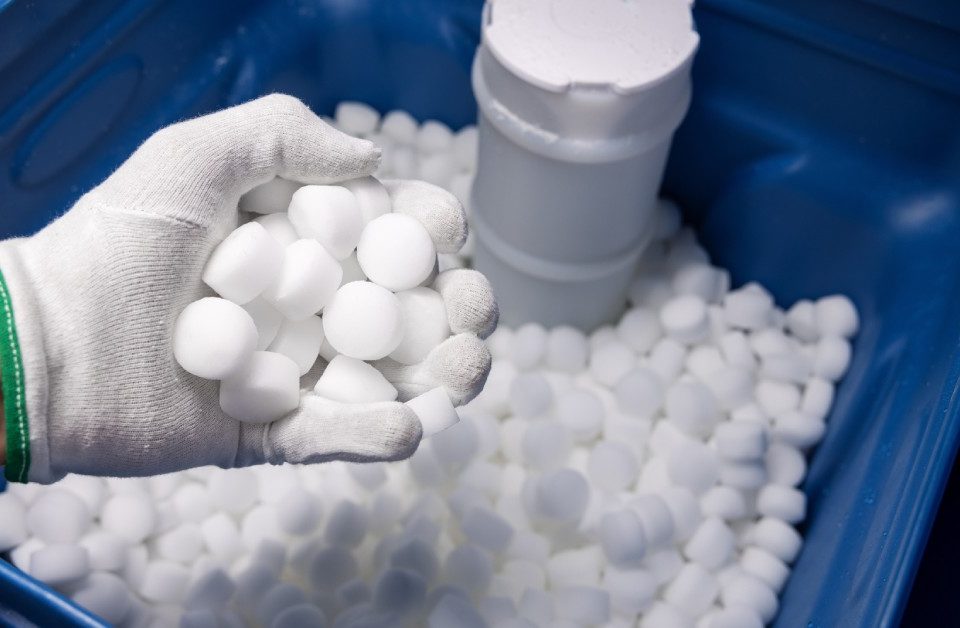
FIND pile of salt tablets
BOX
[3,103,859,628]
[173,166,460,437]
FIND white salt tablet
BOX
[184,568,236,611]
[588,441,638,493]
[544,326,589,372]
[202,222,283,304]
[429,593,487,628]
[765,443,807,487]
[614,367,663,419]
[663,563,719,617]
[589,342,635,387]
[660,294,709,344]
[154,523,202,564]
[357,213,437,291]
[308,546,358,591]
[242,298,283,350]
[220,351,300,424]
[0,494,27,551]
[667,440,719,493]
[715,421,767,461]
[253,212,299,247]
[325,501,369,548]
[180,610,218,628]
[617,307,662,353]
[555,389,604,443]
[453,126,479,171]
[598,510,647,567]
[750,517,803,563]
[335,101,380,135]
[390,288,450,365]
[373,568,428,615]
[755,380,801,416]
[200,513,243,562]
[672,263,725,303]
[522,421,572,471]
[207,468,257,513]
[79,531,126,572]
[552,586,610,626]
[322,282,404,360]
[30,544,89,586]
[272,604,327,628]
[444,545,493,593]
[628,495,675,549]
[801,377,834,421]
[71,572,132,625]
[700,486,748,521]
[815,295,858,338]
[724,284,773,330]
[417,120,454,153]
[665,381,719,437]
[773,411,826,449]
[719,460,768,490]
[239,177,300,215]
[288,185,363,260]
[255,582,308,627]
[510,372,554,418]
[261,239,342,321]
[406,387,459,437]
[102,492,156,544]
[381,110,418,144]
[268,316,325,375]
[703,606,764,628]
[314,355,398,403]
[513,323,549,370]
[721,575,778,624]
[684,517,735,570]
[660,488,703,542]
[813,336,852,381]
[341,176,392,225]
[648,337,687,383]
[139,560,190,603]
[529,469,589,524]
[174,298,258,380]
[173,483,212,523]
[756,484,807,524]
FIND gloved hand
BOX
[0,94,495,484]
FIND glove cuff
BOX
[0,242,54,483]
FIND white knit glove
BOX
[0,94,495,484]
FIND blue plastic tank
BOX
[1,0,958,625]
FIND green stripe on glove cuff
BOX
[0,269,29,483]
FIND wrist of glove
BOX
[0,94,495,483]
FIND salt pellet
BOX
[340,176,391,226]
[683,517,735,570]
[756,484,806,524]
[254,212,299,248]
[801,377,835,421]
[702,366,755,410]
[272,603,328,628]
[545,326,589,372]
[773,410,826,450]
[750,517,803,563]
[755,380,801,416]
[255,582,308,627]
[335,101,380,135]
[648,337,687,383]
[672,263,725,303]
[589,342,635,387]
[30,544,90,586]
[588,441,639,493]
[813,336,852,381]
[724,284,773,330]
[314,355,398,403]
[617,307,662,353]
[715,421,767,461]
[102,492,155,544]
[660,488,702,543]
[718,331,757,370]
[173,298,258,380]
[71,572,132,625]
[815,295,859,338]
[589,325,619,350]
[443,544,493,594]
[268,316,325,375]
[308,546,358,591]
[276,489,322,536]
[460,506,514,553]
[667,440,719,493]
[598,509,647,567]
[288,185,362,260]
[390,287,449,365]
[521,421,572,471]
[719,460,767,490]
[603,567,657,615]
[721,574,779,624]
[555,388,605,443]
[220,351,300,424]
[660,294,709,343]
[740,546,791,593]
[528,468,590,524]
[357,213,437,291]
[417,120,454,153]
[380,110,418,144]
[547,547,602,588]
[242,298,284,350]
[207,468,256,514]
[765,442,807,487]
[628,494,675,549]
[322,281,404,360]
[261,239,342,321]
[509,372,554,418]
[663,563,719,616]
[665,380,719,437]
[140,561,190,603]
[238,177,300,215]
[512,323,548,370]
[700,486,748,521]
[172,484,212,523]
[429,593,487,628]
[154,524,202,565]
[615,367,663,419]
[639,601,691,628]
[431,417,480,473]
[200,513,243,562]
[552,586,610,626]
[184,568,236,612]
[202,222,283,304]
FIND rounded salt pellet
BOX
[341,176,391,225]
[155,523,203,564]
[243,298,284,350]
[308,546,358,591]
[661,488,702,543]
[604,567,657,615]
[660,294,709,344]
[208,468,257,514]
[598,509,647,567]
[740,546,791,593]
[173,483,212,523]
[335,101,380,135]
[0,493,27,551]
[648,337,687,383]
[314,356,398,404]
[785,299,819,342]
[628,494,675,549]
[200,513,243,562]
[530,468,590,524]
[322,282,404,360]
[268,316,325,375]
[510,372,554,418]
[30,544,89,585]
[102,492,156,544]
[756,484,806,524]
[79,530,126,572]
[702,367,755,411]
[254,213,299,247]
[721,574,779,624]
[380,110,418,144]
[174,298,258,380]
[750,517,803,563]
[256,582,308,627]
[718,331,757,370]
[390,288,450,365]
[589,342,635,387]
[239,177,300,215]
[220,351,300,424]
[443,544,493,594]
[588,441,639,493]
[547,547,602,589]
[665,380,719,437]
[715,421,768,461]
[684,517,735,570]
[813,336,852,381]
[815,295,859,338]
[271,603,327,628]
[765,442,807,486]
[72,572,133,625]
[545,326,589,373]
[614,367,663,418]
[140,561,190,603]
[429,593,487,628]
[372,568,427,616]
[288,185,362,260]
[552,586,610,626]
[773,410,826,449]
[639,601,692,628]
[700,486,748,520]
[667,440,719,493]
[723,284,773,330]
[185,568,236,611]
[801,377,835,421]
[417,120,454,153]
[202,222,283,304]
[357,213,436,291]
[521,421,571,471]
[589,325,618,349]
[555,388,604,443]
[755,380,801,416]
[672,263,725,303]
[513,323,548,370]
[703,606,764,628]
[617,307,662,353]
[663,563,719,616]
[761,353,811,384]
[719,460,767,490]
[453,126,479,171]
[325,501,369,548]
[262,239,343,320]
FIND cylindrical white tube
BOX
[471,0,698,329]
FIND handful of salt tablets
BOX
[173,175,459,436]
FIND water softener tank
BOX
[471,0,699,329]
